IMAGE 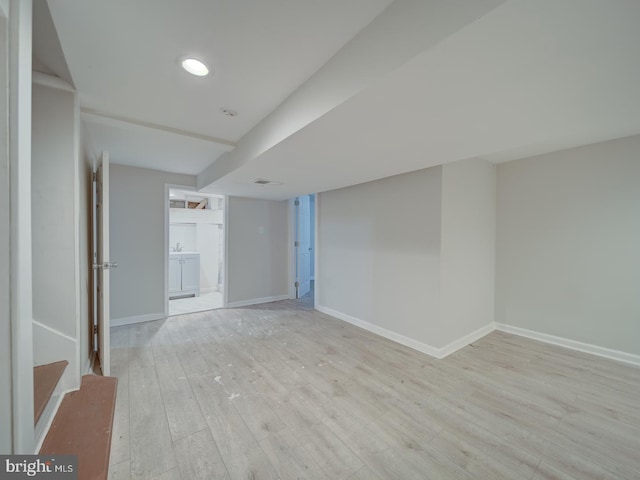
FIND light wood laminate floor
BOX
[108,300,640,480]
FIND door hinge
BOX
[92,172,97,182]
[93,325,98,334]
[294,200,300,206]
[294,241,300,247]
[295,281,300,288]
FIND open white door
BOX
[94,151,114,376]
[295,195,312,298]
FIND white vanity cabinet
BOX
[169,253,200,299]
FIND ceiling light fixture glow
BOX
[181,58,209,76]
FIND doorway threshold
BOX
[169,291,223,316]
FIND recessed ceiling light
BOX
[181,58,209,76]
[220,108,238,117]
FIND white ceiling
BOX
[46,0,392,138]
[43,0,640,200]
[81,111,233,175]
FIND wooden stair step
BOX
[33,360,68,425]
[40,374,118,480]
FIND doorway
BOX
[293,194,316,305]
[166,188,226,316]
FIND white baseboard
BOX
[317,305,441,357]
[111,312,165,327]
[316,305,493,359]
[228,294,289,308]
[311,306,640,366]
[33,390,64,453]
[495,323,640,367]
[438,322,497,358]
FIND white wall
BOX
[110,164,195,321]
[31,79,80,391]
[496,134,640,357]
[169,223,197,251]
[227,197,288,305]
[439,158,496,347]
[196,223,220,293]
[318,167,443,346]
[31,82,76,337]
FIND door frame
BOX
[163,185,229,317]
[94,151,111,376]
[4,0,35,453]
[288,194,318,306]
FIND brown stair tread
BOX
[40,374,118,480]
[33,360,68,424]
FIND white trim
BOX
[32,385,76,454]
[0,9,10,454]
[228,295,289,308]
[72,83,82,403]
[163,185,171,318]
[313,194,319,309]
[316,305,493,359]
[317,305,442,357]
[32,71,74,93]
[111,312,165,328]
[222,195,229,309]
[311,306,640,366]
[33,390,63,453]
[495,323,640,367]
[9,0,34,452]
[91,163,97,353]
[438,323,496,358]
